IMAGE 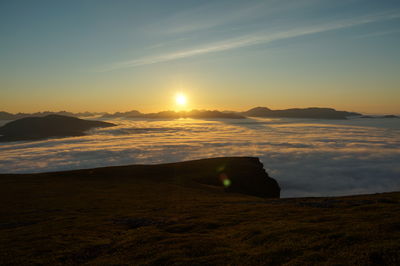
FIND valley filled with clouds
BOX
[0,117,399,198]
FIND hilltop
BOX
[1,157,399,265]
[242,107,361,119]
[0,115,115,142]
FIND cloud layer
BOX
[0,117,399,198]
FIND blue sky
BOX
[1,0,400,113]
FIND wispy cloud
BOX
[355,29,400,39]
[154,1,265,35]
[96,11,400,72]
[147,0,323,35]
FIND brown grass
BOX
[1,159,399,265]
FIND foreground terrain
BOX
[1,157,399,265]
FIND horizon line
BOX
[2,107,400,116]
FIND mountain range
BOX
[1,107,398,121]
[242,107,362,119]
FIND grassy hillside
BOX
[1,157,399,265]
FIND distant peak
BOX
[248,106,271,111]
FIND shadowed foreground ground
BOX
[1,157,399,265]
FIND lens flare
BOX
[219,173,231,187]
[223,179,231,187]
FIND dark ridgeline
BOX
[5,106,396,121]
[101,110,142,118]
[1,156,400,265]
[31,157,280,198]
[360,114,399,119]
[0,110,106,120]
[0,115,115,142]
[101,110,245,119]
[242,107,361,119]
[0,111,21,120]
[0,110,245,120]
[142,110,245,119]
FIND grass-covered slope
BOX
[1,157,399,265]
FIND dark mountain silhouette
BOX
[142,110,245,119]
[242,107,272,117]
[0,111,17,120]
[0,110,244,120]
[100,110,244,119]
[101,110,142,118]
[243,107,361,119]
[23,157,279,198]
[0,111,105,120]
[382,115,399,118]
[4,107,398,121]
[360,115,399,119]
[75,111,107,117]
[0,115,115,142]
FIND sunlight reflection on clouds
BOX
[0,117,399,197]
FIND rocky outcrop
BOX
[168,157,280,197]
[216,157,280,198]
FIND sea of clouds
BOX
[0,117,399,198]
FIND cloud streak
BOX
[355,28,400,39]
[98,11,400,71]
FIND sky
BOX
[1,0,400,114]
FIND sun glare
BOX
[175,93,187,106]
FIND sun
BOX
[175,93,187,106]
